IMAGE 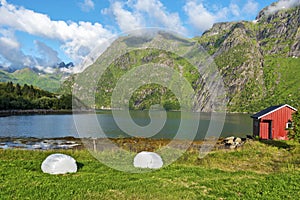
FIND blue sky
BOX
[0,0,298,72]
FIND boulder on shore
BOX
[222,136,245,149]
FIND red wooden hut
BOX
[251,104,297,140]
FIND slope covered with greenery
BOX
[94,49,201,110]
[0,82,71,110]
[0,68,65,92]
[196,5,300,112]
[60,5,300,113]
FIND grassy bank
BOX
[0,140,299,199]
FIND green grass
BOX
[261,56,300,109]
[1,140,300,199]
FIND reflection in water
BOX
[0,111,252,139]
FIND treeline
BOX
[0,82,72,110]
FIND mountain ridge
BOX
[0,67,70,92]
[63,4,300,112]
[2,2,299,112]
[196,4,300,111]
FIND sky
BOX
[0,0,299,73]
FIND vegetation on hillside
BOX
[196,6,300,113]
[0,82,72,110]
[2,6,299,113]
[289,110,300,142]
[0,68,66,92]
[86,49,201,111]
[61,6,300,113]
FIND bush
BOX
[288,110,300,142]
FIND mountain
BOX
[69,33,211,111]
[0,67,69,92]
[0,61,74,92]
[196,3,300,112]
[63,3,300,112]
[57,62,74,69]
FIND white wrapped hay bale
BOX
[133,151,163,169]
[41,153,77,174]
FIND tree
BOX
[15,83,22,96]
[22,84,30,96]
[6,82,14,93]
[288,110,300,142]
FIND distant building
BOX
[251,104,297,140]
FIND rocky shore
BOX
[0,136,250,151]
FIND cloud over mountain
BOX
[183,0,259,33]
[263,0,300,15]
[105,0,186,34]
[1,0,298,74]
[0,0,114,71]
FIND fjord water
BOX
[0,111,252,139]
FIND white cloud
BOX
[0,28,35,68]
[104,0,186,34]
[0,0,114,70]
[35,40,61,66]
[183,0,261,33]
[230,3,240,17]
[242,0,259,15]
[263,0,300,15]
[134,0,187,34]
[35,65,56,74]
[79,0,95,12]
[183,1,216,33]
[0,30,60,69]
[111,2,144,32]
[0,38,34,68]
[0,28,19,49]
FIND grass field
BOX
[0,140,300,199]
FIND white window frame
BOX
[286,121,293,129]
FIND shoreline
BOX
[0,109,252,117]
[0,109,94,117]
[0,136,248,151]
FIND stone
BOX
[41,153,77,175]
[234,137,242,144]
[133,151,163,169]
[226,139,234,145]
[225,136,235,141]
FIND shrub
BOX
[288,110,300,142]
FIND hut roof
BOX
[251,104,297,119]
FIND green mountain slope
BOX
[0,68,65,92]
[0,70,16,82]
[196,4,300,112]
[63,3,300,112]
[69,33,213,111]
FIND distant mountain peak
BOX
[57,62,74,69]
[13,67,34,74]
[256,0,300,21]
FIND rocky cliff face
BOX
[197,4,300,112]
[256,5,300,57]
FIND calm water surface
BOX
[0,111,252,139]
